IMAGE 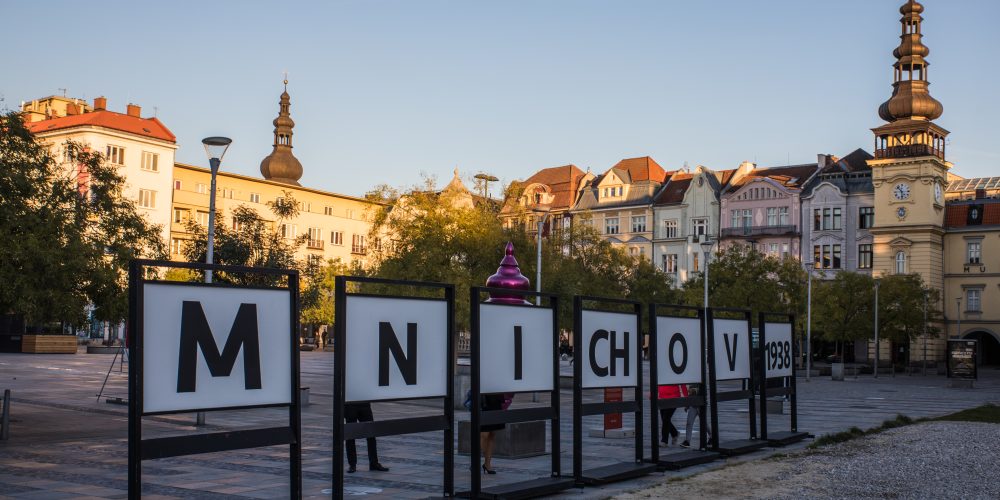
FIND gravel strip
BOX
[617,421,1000,499]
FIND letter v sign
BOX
[723,333,739,372]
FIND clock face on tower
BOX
[934,183,943,204]
[893,183,911,200]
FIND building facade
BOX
[801,150,876,276]
[571,157,671,259]
[651,166,726,285]
[500,164,585,236]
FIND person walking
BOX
[681,384,711,448]
[478,393,511,474]
[657,384,687,446]
[344,402,389,473]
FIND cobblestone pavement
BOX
[1,350,998,499]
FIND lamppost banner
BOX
[655,316,702,385]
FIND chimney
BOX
[94,96,107,110]
[66,102,79,116]
[126,103,141,117]
[976,188,986,200]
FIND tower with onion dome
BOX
[260,79,304,186]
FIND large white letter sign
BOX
[142,283,292,414]
[712,318,750,381]
[580,310,638,388]
[479,304,554,393]
[763,322,793,378]
[655,316,702,385]
[345,295,448,402]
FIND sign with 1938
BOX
[763,322,793,378]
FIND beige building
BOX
[169,84,380,266]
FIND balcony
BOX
[307,239,324,250]
[874,144,944,161]
[720,225,798,239]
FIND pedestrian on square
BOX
[478,393,511,474]
[657,384,687,446]
[344,402,389,473]
[681,384,711,448]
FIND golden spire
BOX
[877,0,943,122]
[260,79,303,185]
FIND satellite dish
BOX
[474,173,499,182]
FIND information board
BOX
[947,339,978,380]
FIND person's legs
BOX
[664,408,679,441]
[684,406,698,444]
[344,405,359,471]
[480,431,497,471]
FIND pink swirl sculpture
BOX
[485,242,532,305]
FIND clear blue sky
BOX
[5,1,998,197]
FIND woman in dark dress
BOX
[479,393,505,474]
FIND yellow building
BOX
[169,84,381,267]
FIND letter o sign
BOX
[655,316,701,385]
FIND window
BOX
[895,251,906,274]
[137,189,155,208]
[280,224,297,239]
[324,206,333,216]
[330,231,343,245]
[196,183,208,194]
[196,211,209,226]
[822,208,831,230]
[813,246,821,268]
[832,244,842,269]
[141,151,158,172]
[304,203,312,212]
[663,254,678,273]
[767,208,778,226]
[173,208,188,223]
[250,193,260,203]
[967,289,982,312]
[346,209,355,219]
[692,252,700,273]
[692,218,707,236]
[832,208,842,230]
[352,234,367,254]
[307,227,323,249]
[778,207,789,226]
[859,207,874,229]
[631,216,647,233]
[602,188,608,198]
[822,245,831,269]
[731,210,740,228]
[605,217,619,235]
[174,180,182,190]
[170,238,182,256]
[231,218,243,232]
[221,188,234,199]
[968,242,982,264]
[629,247,641,257]
[664,220,678,238]
[769,243,778,255]
[813,209,821,231]
[61,143,77,163]
[106,145,125,165]
[859,244,873,269]
[782,243,790,259]
[742,209,752,228]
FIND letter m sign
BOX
[176,301,262,393]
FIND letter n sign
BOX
[580,310,638,389]
[141,283,293,414]
[345,295,448,401]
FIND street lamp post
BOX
[955,296,962,339]
[198,136,231,426]
[922,289,929,375]
[874,278,880,379]
[699,237,715,330]
[805,261,813,382]
[533,209,550,306]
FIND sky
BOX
[5,1,999,198]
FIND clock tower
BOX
[868,0,950,292]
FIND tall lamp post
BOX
[700,237,715,332]
[922,289,929,375]
[873,278,880,379]
[805,261,813,381]
[955,296,962,339]
[198,136,231,426]
[532,208,550,306]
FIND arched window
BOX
[895,251,906,274]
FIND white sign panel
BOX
[712,317,750,381]
[655,316,702,385]
[763,322,793,378]
[345,295,448,402]
[580,310,638,389]
[479,304,554,393]
[142,283,293,414]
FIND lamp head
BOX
[699,238,715,254]
[202,136,232,164]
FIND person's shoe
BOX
[347,465,357,473]
[659,440,669,447]
[671,435,679,446]
[369,463,389,472]
[482,464,497,475]
[679,441,690,448]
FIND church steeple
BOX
[260,79,303,185]
[872,0,949,161]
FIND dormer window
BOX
[534,192,542,204]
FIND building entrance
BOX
[963,331,1000,366]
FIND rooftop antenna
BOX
[153,106,159,117]
[58,88,67,97]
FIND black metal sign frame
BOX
[127,259,301,500]
[706,307,762,456]
[572,295,655,485]
[464,287,574,499]
[333,276,455,500]
[947,339,979,380]
[648,304,718,470]
[757,312,808,446]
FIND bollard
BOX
[1,389,10,441]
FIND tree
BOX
[812,271,875,356]
[180,190,303,287]
[0,111,165,326]
[876,274,941,346]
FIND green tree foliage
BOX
[681,244,807,326]
[180,190,303,286]
[812,271,875,354]
[367,184,678,331]
[875,273,941,344]
[300,257,358,327]
[0,111,165,325]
